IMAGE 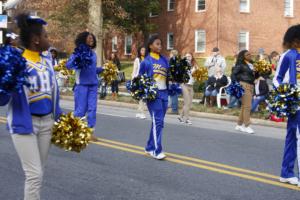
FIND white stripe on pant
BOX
[12,114,54,200]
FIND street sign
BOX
[0,15,7,28]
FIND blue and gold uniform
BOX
[0,49,62,134]
[66,49,103,128]
[274,49,300,181]
[139,52,169,156]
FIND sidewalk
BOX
[60,95,286,129]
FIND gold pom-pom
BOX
[192,67,208,83]
[51,112,93,153]
[101,61,118,84]
[54,59,75,76]
[254,60,272,75]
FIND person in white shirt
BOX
[132,46,147,119]
[204,47,226,77]
[178,53,198,125]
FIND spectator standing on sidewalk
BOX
[178,53,198,125]
[132,46,147,119]
[204,47,227,77]
[168,49,180,114]
[231,50,256,134]
[109,53,121,100]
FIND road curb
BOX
[60,95,286,129]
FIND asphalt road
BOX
[0,100,299,200]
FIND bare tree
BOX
[88,0,103,65]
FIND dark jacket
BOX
[231,63,255,85]
[254,79,269,97]
[206,75,228,93]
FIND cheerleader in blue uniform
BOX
[139,35,169,160]
[66,32,103,141]
[0,14,62,200]
[273,25,300,186]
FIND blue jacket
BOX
[0,53,62,135]
[66,50,103,85]
[273,49,299,87]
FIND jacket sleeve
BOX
[132,58,139,79]
[55,86,63,120]
[217,76,228,87]
[139,60,147,76]
[273,53,289,87]
[257,80,269,97]
[66,54,76,70]
[96,67,104,74]
[204,57,213,68]
[231,64,241,82]
[220,57,227,71]
[0,93,11,106]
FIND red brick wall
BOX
[219,0,300,56]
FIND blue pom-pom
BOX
[168,83,182,96]
[127,75,158,101]
[226,81,245,99]
[72,44,93,69]
[0,46,28,94]
[267,84,300,117]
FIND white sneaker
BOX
[136,113,141,118]
[139,114,146,119]
[186,120,192,125]
[145,150,153,155]
[279,177,298,185]
[235,125,244,132]
[151,152,166,160]
[243,126,254,134]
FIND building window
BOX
[284,0,294,17]
[238,31,249,51]
[112,36,117,52]
[240,0,250,13]
[124,35,132,55]
[168,0,175,11]
[167,33,174,50]
[196,0,205,12]
[195,30,206,53]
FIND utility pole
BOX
[88,0,104,65]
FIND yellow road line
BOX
[97,137,279,180]
[91,140,300,191]
[0,116,295,190]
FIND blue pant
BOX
[146,90,168,155]
[228,96,241,108]
[281,111,300,178]
[170,94,179,112]
[74,85,98,128]
[205,89,218,97]
[251,96,266,112]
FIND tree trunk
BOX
[88,0,103,65]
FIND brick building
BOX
[4,0,300,59]
[107,0,300,59]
